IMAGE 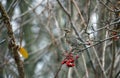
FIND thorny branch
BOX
[0,2,25,78]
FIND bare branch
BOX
[56,0,96,75]
[71,0,87,28]
[0,2,25,78]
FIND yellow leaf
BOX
[19,47,28,59]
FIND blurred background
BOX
[0,0,120,78]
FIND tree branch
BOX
[56,0,96,75]
[0,2,25,78]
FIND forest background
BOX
[0,0,120,78]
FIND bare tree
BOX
[0,0,120,78]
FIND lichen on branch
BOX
[0,2,25,78]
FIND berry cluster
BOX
[61,53,79,67]
[112,32,119,41]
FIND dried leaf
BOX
[19,47,28,59]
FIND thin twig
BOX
[115,70,120,78]
[102,30,108,68]
[7,0,19,17]
[78,34,120,53]
[98,0,114,12]
[89,19,120,34]
[68,68,73,78]
[0,39,6,45]
[92,46,107,78]
[71,0,87,27]
[81,54,89,78]
[74,67,81,78]
[110,36,116,78]
[13,1,43,20]
[54,64,62,78]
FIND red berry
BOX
[61,59,67,64]
[61,52,75,67]
[66,60,75,67]
[66,62,71,67]
[71,63,75,67]
[112,32,117,35]
[66,62,75,67]
[69,59,74,63]
[66,61,70,64]
[76,55,79,59]
[113,36,119,41]
[61,61,65,64]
